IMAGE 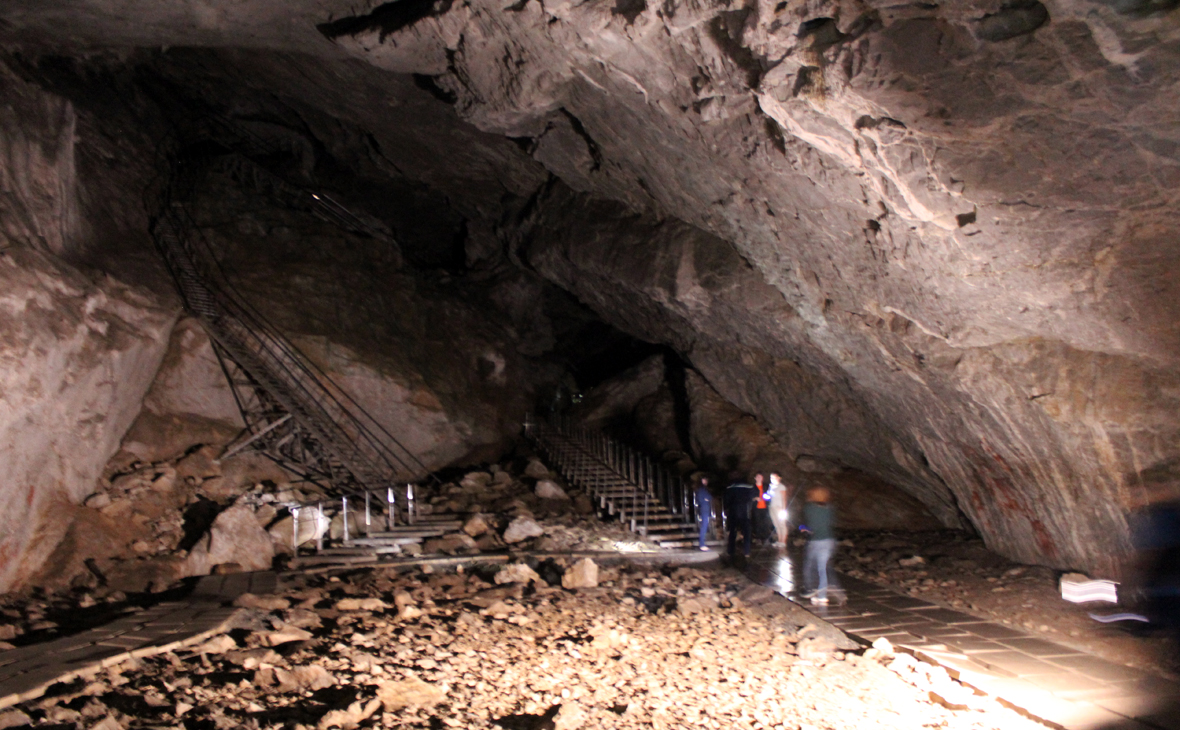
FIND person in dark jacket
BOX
[724,475,757,558]
[1129,496,1180,658]
[801,486,841,605]
[694,476,713,551]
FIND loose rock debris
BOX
[5,562,1049,729]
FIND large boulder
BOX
[535,480,570,501]
[502,516,545,544]
[184,502,276,576]
[561,558,599,589]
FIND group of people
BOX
[695,472,842,605]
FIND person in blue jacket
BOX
[695,475,713,551]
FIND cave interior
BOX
[0,0,1179,596]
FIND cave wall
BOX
[0,68,175,591]
[0,247,174,592]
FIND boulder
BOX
[475,532,506,551]
[460,471,492,493]
[554,702,588,730]
[502,516,545,544]
[329,510,362,541]
[183,503,276,576]
[495,563,542,585]
[233,593,290,611]
[423,533,479,555]
[462,514,490,537]
[572,494,594,514]
[260,625,314,646]
[535,480,570,500]
[0,710,32,729]
[561,558,598,589]
[175,446,221,483]
[676,598,706,615]
[255,665,335,692]
[524,459,551,479]
[376,676,445,711]
[268,508,330,550]
[335,597,389,611]
[317,699,382,730]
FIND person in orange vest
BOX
[752,473,774,546]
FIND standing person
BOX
[694,475,714,551]
[724,474,757,559]
[769,472,789,549]
[1127,491,1180,663]
[752,473,772,546]
[801,486,841,605]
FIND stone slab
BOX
[999,637,1085,658]
[959,622,1029,640]
[907,607,979,624]
[908,624,973,639]
[1048,656,1155,683]
[940,636,1011,653]
[973,651,1064,677]
[1026,670,1108,696]
[875,596,936,610]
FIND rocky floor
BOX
[0,561,1050,730]
[831,530,1176,678]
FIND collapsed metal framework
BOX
[148,117,428,514]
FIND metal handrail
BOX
[526,416,697,540]
[162,156,432,481]
[147,143,433,501]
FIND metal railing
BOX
[525,415,701,540]
[282,482,420,552]
[146,120,434,510]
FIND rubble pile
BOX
[0,563,1044,730]
[27,444,655,608]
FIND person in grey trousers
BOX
[801,486,842,605]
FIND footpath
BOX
[0,572,275,710]
[747,547,1180,730]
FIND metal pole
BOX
[365,491,371,536]
[387,487,395,530]
[292,506,299,552]
[316,502,324,553]
[644,493,649,535]
[342,496,349,544]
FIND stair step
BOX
[654,539,726,549]
[292,554,382,567]
[364,530,449,539]
[348,537,423,547]
[640,523,697,532]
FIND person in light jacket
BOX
[769,472,789,549]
